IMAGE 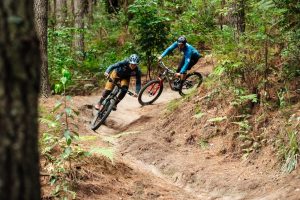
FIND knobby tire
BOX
[91,99,116,131]
[138,80,163,105]
[179,72,203,96]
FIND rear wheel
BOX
[179,72,203,96]
[91,99,115,131]
[138,80,163,105]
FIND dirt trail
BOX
[76,87,299,200]
[72,90,203,200]
[44,60,300,199]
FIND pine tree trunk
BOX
[48,0,56,27]
[74,0,84,60]
[237,0,246,34]
[67,0,74,25]
[0,0,41,199]
[220,0,225,30]
[34,0,51,97]
[106,0,119,13]
[87,0,94,25]
[56,0,66,27]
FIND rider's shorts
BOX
[177,54,200,73]
[105,70,129,91]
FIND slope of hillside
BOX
[40,57,300,200]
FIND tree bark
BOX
[56,0,66,27]
[74,0,85,60]
[236,0,246,34]
[219,0,225,30]
[106,0,119,13]
[67,0,74,25]
[87,0,94,25]
[34,0,51,97]
[48,0,56,27]
[0,0,41,199]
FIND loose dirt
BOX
[41,59,300,200]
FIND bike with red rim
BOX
[138,61,203,106]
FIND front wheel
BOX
[179,72,203,96]
[138,80,163,105]
[90,99,115,131]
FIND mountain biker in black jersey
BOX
[95,54,141,110]
[158,36,201,90]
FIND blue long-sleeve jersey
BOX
[104,59,141,93]
[161,42,201,73]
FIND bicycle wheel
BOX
[138,80,163,105]
[179,72,203,96]
[90,99,116,131]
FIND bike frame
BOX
[157,61,178,90]
[91,78,136,130]
[101,78,135,108]
[138,61,203,106]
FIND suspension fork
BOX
[147,78,163,95]
[102,86,119,106]
[158,77,164,86]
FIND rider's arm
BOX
[179,47,193,74]
[105,60,127,74]
[160,42,178,58]
[135,68,142,94]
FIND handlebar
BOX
[107,77,137,98]
[127,90,136,97]
[158,61,176,74]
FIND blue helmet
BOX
[177,36,187,44]
[129,54,139,64]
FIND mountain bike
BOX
[91,78,136,131]
[138,61,203,106]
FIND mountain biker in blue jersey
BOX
[158,36,201,90]
[95,54,141,110]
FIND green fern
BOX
[208,116,227,122]
[281,131,299,173]
[89,147,114,163]
[39,117,59,128]
[193,112,205,119]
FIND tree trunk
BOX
[34,0,51,97]
[106,0,119,13]
[67,0,74,25]
[0,0,41,199]
[87,0,94,25]
[236,0,246,34]
[74,0,85,60]
[56,0,66,27]
[219,0,225,30]
[48,0,56,27]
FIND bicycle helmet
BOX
[177,36,187,44]
[129,54,139,64]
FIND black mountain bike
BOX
[91,78,136,131]
[138,61,203,106]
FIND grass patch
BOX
[166,99,182,113]
[89,147,114,163]
[198,139,209,149]
[101,131,141,144]
[78,135,99,141]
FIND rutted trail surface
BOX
[42,62,300,200]
[72,86,299,200]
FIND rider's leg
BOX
[173,58,185,90]
[177,56,200,89]
[176,57,185,73]
[95,71,118,110]
[96,90,111,107]
[113,79,129,110]
[177,55,200,74]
